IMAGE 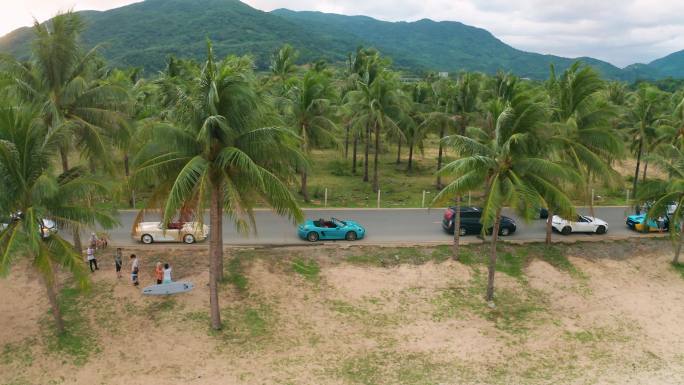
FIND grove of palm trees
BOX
[2,11,684,385]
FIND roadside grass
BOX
[1,338,35,368]
[432,271,548,333]
[292,258,320,281]
[671,262,684,280]
[337,351,451,385]
[41,285,100,366]
[224,255,249,293]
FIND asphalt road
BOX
[99,206,645,246]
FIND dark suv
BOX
[442,207,517,236]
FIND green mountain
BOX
[0,0,678,80]
[647,50,684,78]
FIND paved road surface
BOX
[98,206,644,247]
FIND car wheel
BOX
[595,225,606,235]
[307,232,319,242]
[183,234,195,244]
[561,226,572,236]
[499,227,511,236]
[345,231,357,241]
[459,227,467,236]
[141,234,153,244]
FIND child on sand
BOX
[114,248,123,278]
[163,263,172,284]
[131,254,139,286]
[155,262,163,284]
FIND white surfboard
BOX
[142,281,194,295]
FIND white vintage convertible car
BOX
[132,221,209,244]
[551,215,608,235]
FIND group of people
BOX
[87,247,173,287]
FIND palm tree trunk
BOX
[352,136,358,175]
[486,209,502,302]
[301,170,309,202]
[674,224,684,265]
[408,143,414,172]
[363,124,370,182]
[124,153,135,208]
[642,160,648,182]
[209,182,222,330]
[545,207,554,245]
[344,126,350,159]
[60,147,69,172]
[632,139,643,205]
[452,197,461,260]
[42,270,65,334]
[372,122,380,192]
[436,126,445,188]
[396,137,401,165]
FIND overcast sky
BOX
[2,0,683,67]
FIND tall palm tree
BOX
[0,106,117,334]
[639,145,684,264]
[623,84,667,206]
[270,44,298,94]
[545,62,622,241]
[282,69,338,202]
[346,71,405,192]
[427,78,456,189]
[433,91,574,301]
[1,11,128,251]
[133,43,303,330]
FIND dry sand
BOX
[2,244,684,384]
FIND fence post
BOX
[468,191,471,206]
[377,190,381,209]
[421,190,426,208]
[626,189,630,206]
[591,188,595,207]
[324,188,328,208]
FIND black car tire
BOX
[561,226,572,236]
[595,225,606,235]
[183,234,195,244]
[141,234,153,244]
[307,232,319,242]
[345,231,357,241]
[500,227,511,236]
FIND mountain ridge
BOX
[0,0,680,80]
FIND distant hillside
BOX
[271,9,627,80]
[0,0,679,80]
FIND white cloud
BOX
[1,0,682,67]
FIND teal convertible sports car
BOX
[298,218,365,242]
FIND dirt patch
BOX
[2,241,684,385]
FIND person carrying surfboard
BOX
[131,254,139,286]
[155,262,163,284]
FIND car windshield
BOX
[332,218,346,227]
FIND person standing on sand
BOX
[114,248,123,278]
[163,263,172,284]
[131,254,139,286]
[86,245,98,272]
[155,262,163,284]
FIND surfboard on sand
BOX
[142,281,194,295]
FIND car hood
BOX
[585,216,608,226]
[627,214,645,222]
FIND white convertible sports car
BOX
[551,215,608,235]
[132,221,209,244]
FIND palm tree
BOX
[545,62,623,242]
[133,43,303,330]
[427,78,456,189]
[1,12,128,252]
[639,145,684,264]
[270,44,298,94]
[346,71,405,192]
[433,91,574,301]
[623,84,667,207]
[282,69,338,202]
[0,106,117,334]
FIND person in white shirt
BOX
[163,263,172,284]
[130,254,140,286]
[86,246,98,272]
